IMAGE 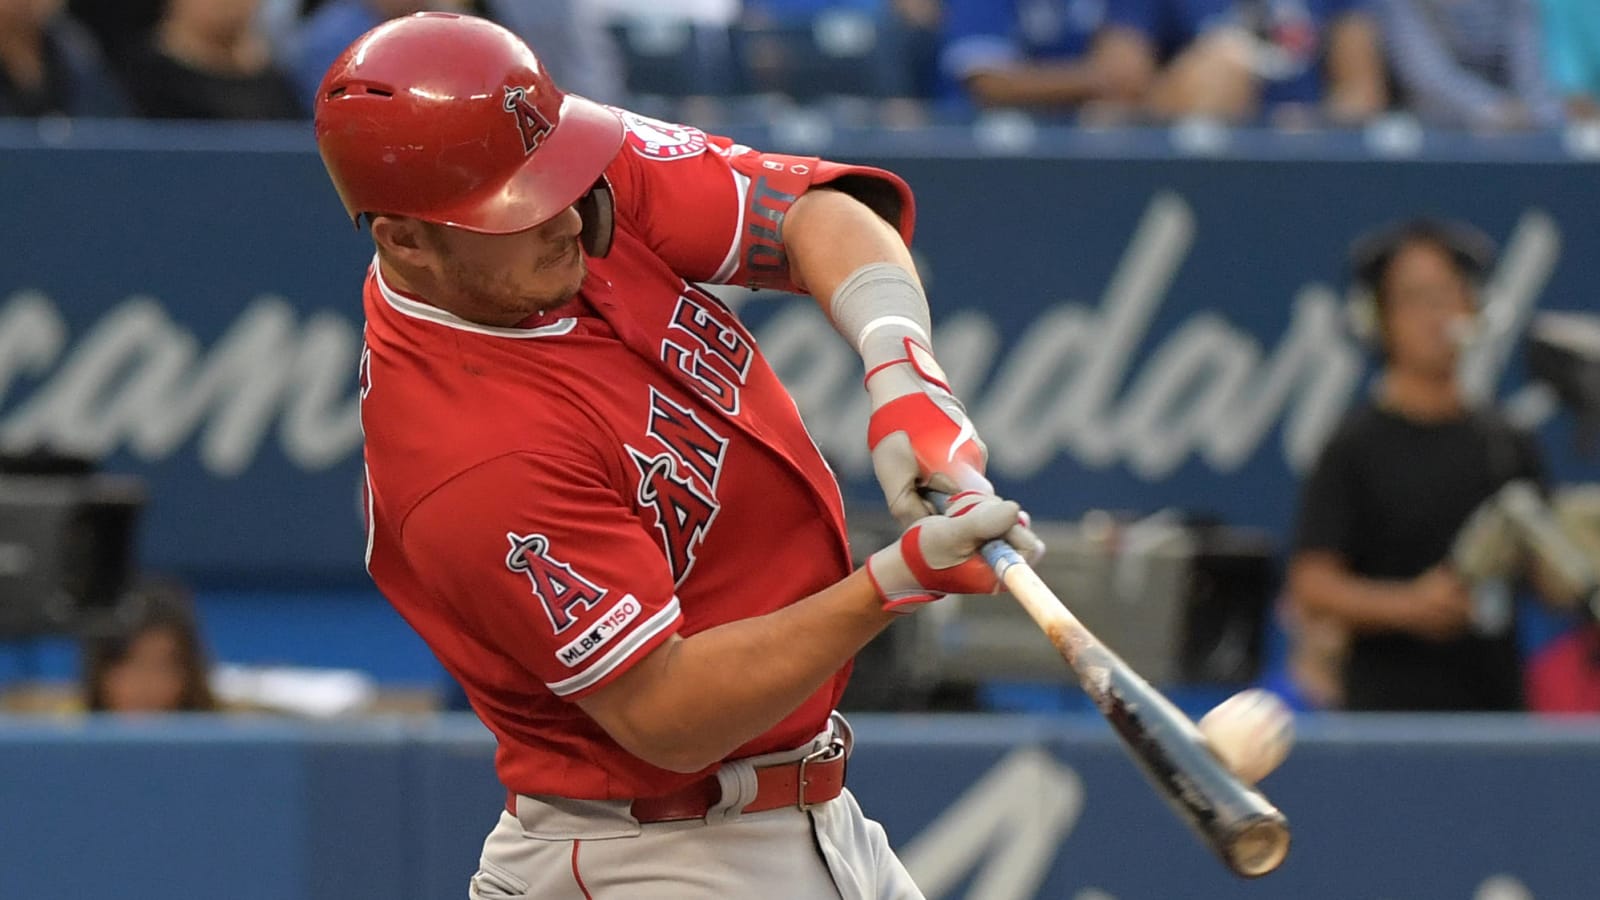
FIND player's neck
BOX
[376,256,452,316]
[376,255,530,328]
[1378,367,1465,422]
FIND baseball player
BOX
[314,12,1040,899]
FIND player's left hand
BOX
[866,337,988,527]
[866,490,1042,612]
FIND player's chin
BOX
[522,252,582,299]
[551,255,586,301]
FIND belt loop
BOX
[829,711,855,757]
[704,759,758,825]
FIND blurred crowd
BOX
[0,0,1596,128]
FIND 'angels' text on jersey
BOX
[623,287,751,584]
[625,386,730,586]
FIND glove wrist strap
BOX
[866,541,941,612]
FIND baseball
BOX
[1197,689,1294,784]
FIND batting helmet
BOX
[313,12,624,236]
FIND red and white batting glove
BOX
[866,336,989,528]
[866,491,1042,612]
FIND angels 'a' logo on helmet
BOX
[503,85,555,155]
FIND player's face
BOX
[101,626,188,714]
[1379,239,1476,379]
[424,206,587,324]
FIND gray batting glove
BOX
[865,337,988,528]
[867,491,1044,612]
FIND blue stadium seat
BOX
[608,17,739,98]
[732,7,915,100]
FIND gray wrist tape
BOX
[827,263,932,368]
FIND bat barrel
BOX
[1097,639,1293,878]
[922,488,1293,878]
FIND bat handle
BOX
[922,489,1028,579]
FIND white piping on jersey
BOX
[362,464,376,573]
[371,255,577,339]
[544,596,682,697]
[708,168,752,284]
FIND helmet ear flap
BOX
[576,176,615,259]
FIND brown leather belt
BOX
[507,737,848,824]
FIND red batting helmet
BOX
[313,12,624,235]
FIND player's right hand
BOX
[865,491,1042,612]
[1400,565,1474,640]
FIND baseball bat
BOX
[927,491,1292,878]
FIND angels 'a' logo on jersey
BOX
[625,388,729,585]
[503,86,555,155]
[613,108,708,161]
[505,532,607,634]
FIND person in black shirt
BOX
[119,0,303,120]
[1289,219,1547,711]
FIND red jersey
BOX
[358,110,914,800]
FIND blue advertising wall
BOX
[1,122,1595,590]
[0,714,1596,900]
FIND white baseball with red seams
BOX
[1197,689,1295,784]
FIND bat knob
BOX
[1227,815,1292,877]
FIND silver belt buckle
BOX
[796,736,846,812]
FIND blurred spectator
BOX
[1376,0,1560,130]
[937,0,1382,123]
[66,0,163,63]
[1164,0,1388,122]
[1111,1,1242,119]
[733,0,926,101]
[256,0,311,60]
[893,0,942,96]
[740,0,940,97]
[83,583,216,714]
[484,0,626,103]
[1288,219,1545,711]
[0,0,128,117]
[287,1,444,108]
[938,0,1152,113]
[1144,0,1388,123]
[1539,0,1600,121]
[119,0,304,119]
[592,0,742,26]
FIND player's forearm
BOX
[1288,555,1415,633]
[785,189,935,375]
[578,569,894,773]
